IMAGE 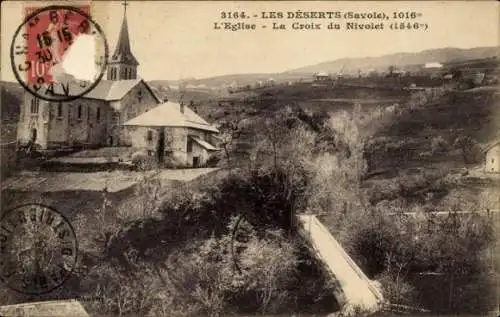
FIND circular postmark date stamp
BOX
[10,5,109,102]
[0,204,78,295]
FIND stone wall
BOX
[115,81,160,146]
[127,126,216,166]
[46,99,109,148]
[17,94,49,148]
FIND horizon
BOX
[1,1,498,82]
[1,44,497,84]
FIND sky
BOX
[1,1,498,82]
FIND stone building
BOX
[16,5,218,166]
[124,101,219,167]
[484,139,500,173]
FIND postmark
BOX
[10,5,109,102]
[0,204,78,295]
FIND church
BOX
[16,5,219,167]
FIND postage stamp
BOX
[0,204,78,295]
[10,5,108,102]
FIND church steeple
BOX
[107,1,139,81]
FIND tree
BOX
[217,119,242,169]
[449,67,462,80]
[388,65,395,77]
[453,136,481,164]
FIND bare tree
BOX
[217,103,246,169]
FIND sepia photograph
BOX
[0,1,499,316]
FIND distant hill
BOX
[150,73,280,90]
[288,46,500,75]
[149,47,499,89]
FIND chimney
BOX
[180,102,184,114]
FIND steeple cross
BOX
[122,0,129,14]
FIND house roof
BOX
[123,101,219,133]
[52,78,162,103]
[0,300,90,317]
[315,72,330,77]
[191,136,219,151]
[483,139,500,153]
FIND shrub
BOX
[376,270,417,306]
[453,136,483,164]
[430,135,449,155]
[205,153,221,167]
[131,150,157,170]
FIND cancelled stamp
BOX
[10,5,108,102]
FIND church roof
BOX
[52,77,162,103]
[123,101,219,133]
[109,11,139,66]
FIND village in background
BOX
[1,4,500,317]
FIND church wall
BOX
[47,102,70,145]
[119,82,159,122]
[107,64,137,81]
[116,82,160,146]
[17,94,49,149]
[45,99,109,148]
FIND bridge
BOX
[298,214,385,315]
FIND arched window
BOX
[31,128,37,142]
[57,103,63,117]
[77,105,82,119]
[30,98,39,113]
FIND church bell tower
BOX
[107,1,139,81]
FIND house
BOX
[314,72,330,82]
[424,62,443,69]
[16,4,219,167]
[123,101,219,167]
[484,139,500,173]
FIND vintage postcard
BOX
[0,1,499,316]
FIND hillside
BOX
[148,47,499,88]
[289,46,500,75]
[367,87,500,173]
